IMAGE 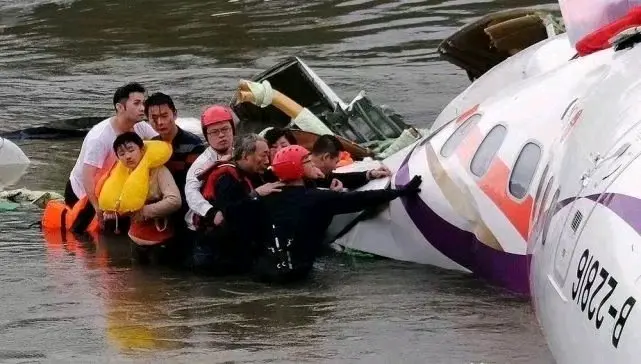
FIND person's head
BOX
[272,145,322,183]
[113,82,146,125]
[264,127,297,160]
[145,92,178,141]
[201,105,235,153]
[232,134,269,174]
[113,132,144,169]
[311,134,344,174]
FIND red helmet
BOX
[201,105,235,133]
[271,145,310,181]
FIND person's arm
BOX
[82,140,109,211]
[330,171,369,190]
[82,164,101,209]
[215,174,283,218]
[314,176,421,216]
[185,153,215,216]
[141,167,182,219]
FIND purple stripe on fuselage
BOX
[394,145,529,295]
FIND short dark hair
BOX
[144,92,176,116]
[264,127,297,146]
[311,134,344,158]
[113,82,146,109]
[113,131,144,153]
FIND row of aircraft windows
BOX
[439,114,542,200]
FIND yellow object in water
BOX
[98,140,172,213]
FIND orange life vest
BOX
[193,162,254,228]
[42,154,117,233]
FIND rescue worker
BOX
[184,105,235,232]
[65,82,158,233]
[222,145,422,284]
[191,133,283,274]
[234,79,388,191]
[310,134,391,191]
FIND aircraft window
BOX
[470,124,507,177]
[440,114,481,158]
[533,163,550,218]
[509,142,542,199]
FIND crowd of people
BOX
[59,81,422,283]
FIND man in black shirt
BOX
[144,92,206,230]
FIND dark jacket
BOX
[310,171,369,190]
[165,127,206,229]
[222,185,412,283]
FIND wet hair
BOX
[113,131,144,154]
[113,82,146,109]
[232,133,266,161]
[263,127,297,147]
[144,92,177,116]
[311,134,344,158]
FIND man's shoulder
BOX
[85,117,112,138]
[174,127,206,153]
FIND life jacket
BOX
[336,150,354,168]
[98,140,173,245]
[576,7,641,56]
[99,140,172,214]
[41,153,117,234]
[193,161,254,228]
[128,216,174,246]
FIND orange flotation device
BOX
[576,7,641,56]
[336,150,354,168]
[41,154,117,234]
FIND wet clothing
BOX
[187,163,262,274]
[223,185,412,283]
[163,127,206,229]
[184,147,227,231]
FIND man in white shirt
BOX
[64,82,159,233]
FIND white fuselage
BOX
[0,137,30,190]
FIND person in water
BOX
[65,82,158,233]
[234,79,389,190]
[310,134,391,191]
[221,145,422,283]
[144,92,205,229]
[191,133,283,274]
[105,132,181,261]
[184,105,235,232]
[263,127,298,161]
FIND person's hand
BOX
[103,211,118,221]
[330,178,344,191]
[213,211,224,226]
[368,165,391,179]
[399,175,422,195]
[255,181,285,196]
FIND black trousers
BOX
[64,180,97,234]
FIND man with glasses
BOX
[184,105,235,232]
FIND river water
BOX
[1,0,558,362]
